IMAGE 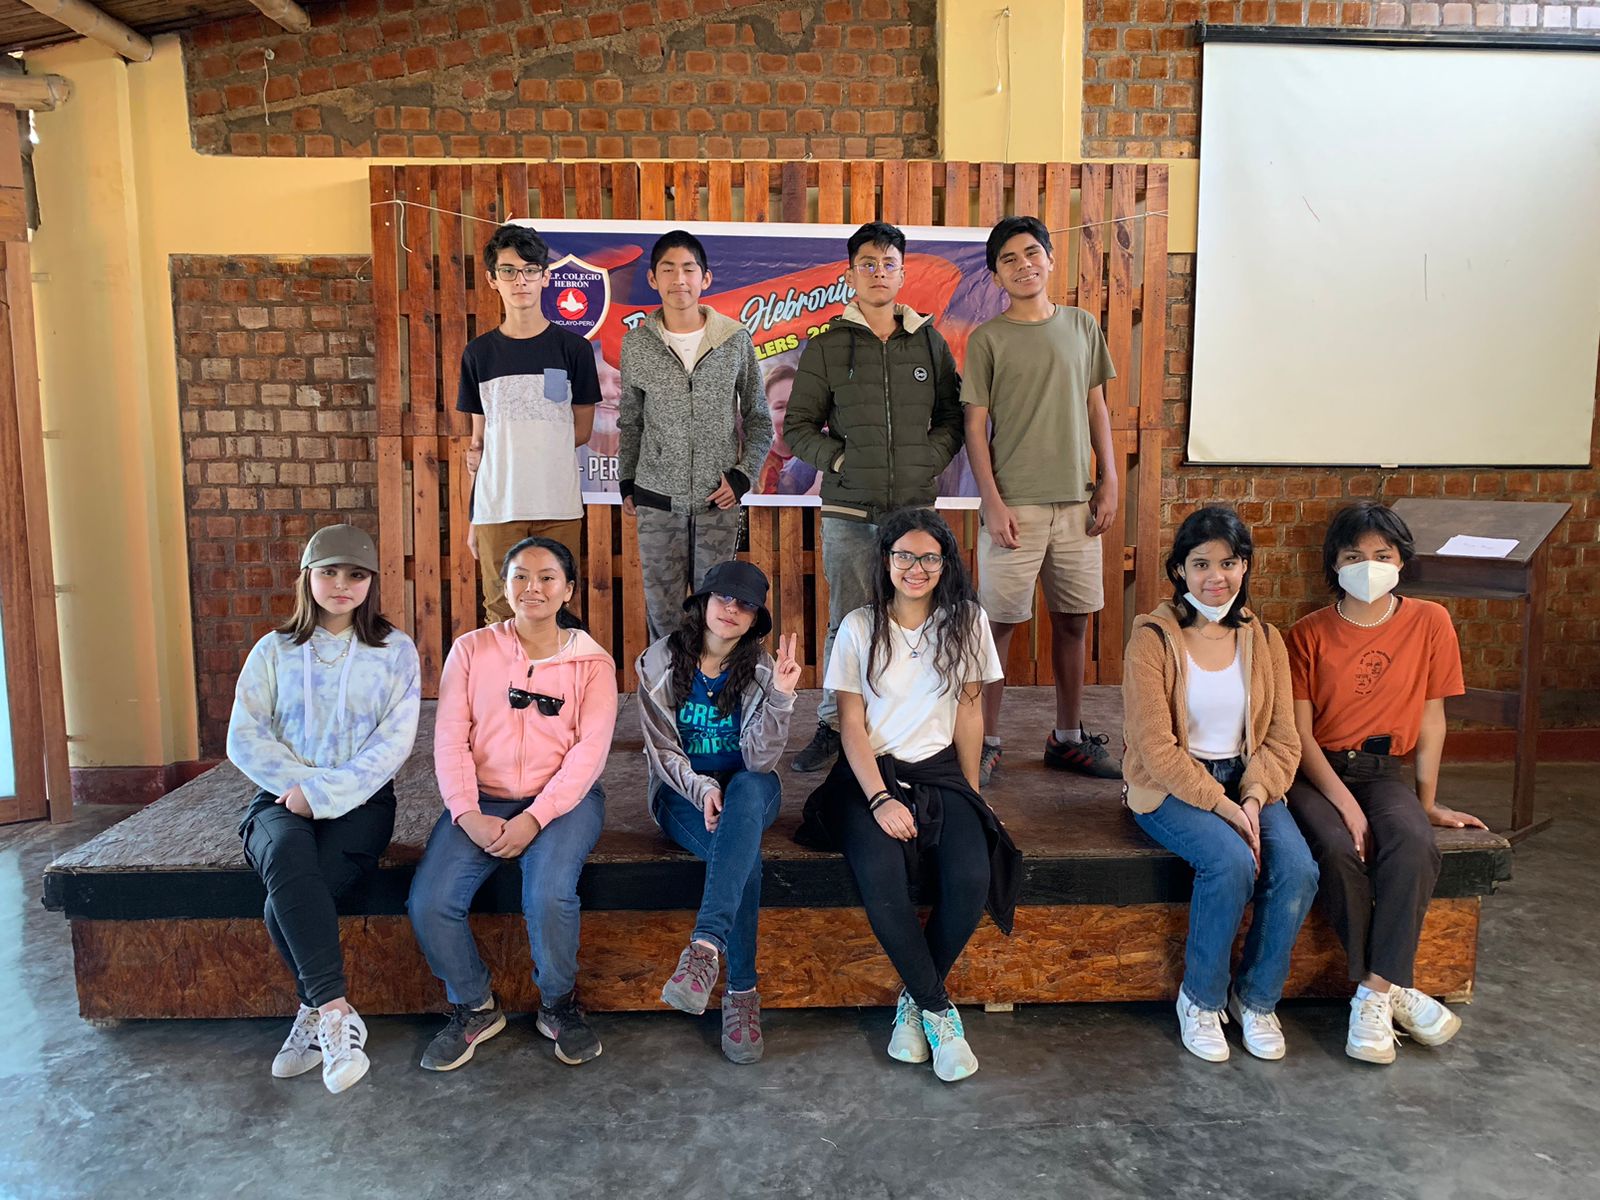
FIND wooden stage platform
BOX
[43,688,1512,1020]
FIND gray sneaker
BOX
[661,942,720,1016]
[721,990,764,1064]
[1043,727,1123,779]
[791,721,841,773]
[978,743,1002,788]
[420,996,507,1071]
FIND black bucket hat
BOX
[686,560,772,638]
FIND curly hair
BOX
[666,595,765,719]
[865,508,983,698]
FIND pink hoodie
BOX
[433,621,619,828]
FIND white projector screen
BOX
[1189,40,1600,466]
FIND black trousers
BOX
[1286,752,1441,988]
[239,784,396,1008]
[833,787,990,1014]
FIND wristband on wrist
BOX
[868,790,894,811]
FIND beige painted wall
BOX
[27,26,1199,767]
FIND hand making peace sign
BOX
[772,632,801,695]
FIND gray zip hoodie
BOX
[633,636,796,815]
[618,307,774,512]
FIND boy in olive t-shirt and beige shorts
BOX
[961,216,1123,787]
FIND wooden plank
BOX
[1138,165,1169,433]
[370,167,404,437]
[609,162,639,222]
[536,162,564,220]
[574,162,603,221]
[817,161,844,224]
[469,164,501,338]
[410,437,443,692]
[743,161,770,223]
[0,243,47,823]
[780,161,807,224]
[403,166,437,438]
[1077,163,1106,327]
[435,168,469,440]
[585,503,614,667]
[907,161,934,225]
[849,160,876,223]
[619,506,645,688]
[881,160,908,224]
[809,511,829,691]
[638,162,668,221]
[377,438,408,636]
[1097,432,1135,685]
[1044,163,1073,306]
[1106,164,1137,431]
[978,161,1005,228]
[1134,427,1165,618]
[942,161,971,228]
[1,233,69,821]
[501,163,530,221]
[673,161,702,221]
[707,160,734,222]
[778,507,805,678]
[1013,163,1041,217]
[445,435,474,644]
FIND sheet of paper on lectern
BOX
[1436,535,1518,559]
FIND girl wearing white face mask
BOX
[1123,505,1315,1063]
[1285,502,1486,1067]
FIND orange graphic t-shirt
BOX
[1286,597,1464,757]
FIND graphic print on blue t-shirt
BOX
[676,668,744,775]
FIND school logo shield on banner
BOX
[542,253,610,340]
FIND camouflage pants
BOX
[635,504,743,641]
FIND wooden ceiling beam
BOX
[13,0,154,62]
[247,0,311,33]
[0,76,73,110]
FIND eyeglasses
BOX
[852,261,901,277]
[711,593,759,614]
[494,264,546,282]
[889,551,944,572]
[508,686,565,716]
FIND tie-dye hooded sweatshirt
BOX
[227,625,422,820]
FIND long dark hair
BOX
[277,567,395,647]
[866,508,983,697]
[501,537,585,630]
[667,595,765,719]
[1165,504,1255,630]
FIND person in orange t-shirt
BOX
[1286,502,1486,1068]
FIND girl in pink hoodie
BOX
[408,537,618,1069]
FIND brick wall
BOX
[175,255,378,756]
[1083,0,1598,157]
[183,0,938,160]
[1158,257,1600,717]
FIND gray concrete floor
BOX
[2,763,1597,1200]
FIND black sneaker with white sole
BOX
[791,720,841,773]
[420,996,507,1071]
[537,990,602,1065]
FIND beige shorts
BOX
[977,502,1103,623]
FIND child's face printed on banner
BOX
[648,247,712,316]
[992,233,1053,303]
[489,248,550,313]
[846,244,905,309]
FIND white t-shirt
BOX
[825,605,1004,764]
[1185,648,1246,761]
[661,326,706,374]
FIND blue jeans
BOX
[651,771,782,992]
[407,785,605,1008]
[1132,757,1320,1013]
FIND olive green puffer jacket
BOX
[784,303,963,523]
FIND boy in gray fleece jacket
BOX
[619,230,774,640]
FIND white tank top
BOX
[1185,648,1246,761]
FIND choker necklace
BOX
[1336,594,1397,628]
[310,630,352,667]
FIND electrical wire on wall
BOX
[993,7,1013,162]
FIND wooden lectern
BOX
[1391,498,1570,842]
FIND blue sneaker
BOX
[887,990,929,1064]
[921,1005,979,1082]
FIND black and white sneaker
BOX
[537,990,603,1065]
[420,996,507,1072]
[791,721,841,773]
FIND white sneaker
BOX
[1390,986,1462,1047]
[1176,991,1230,1062]
[887,990,930,1064]
[1346,988,1398,1065]
[271,1004,323,1078]
[920,1005,979,1083]
[1227,993,1286,1061]
[318,1006,371,1094]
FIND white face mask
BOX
[1183,590,1237,624]
[1338,560,1401,604]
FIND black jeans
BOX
[239,784,396,1007]
[1286,751,1441,988]
[833,787,991,1014]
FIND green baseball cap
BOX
[301,524,379,573]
